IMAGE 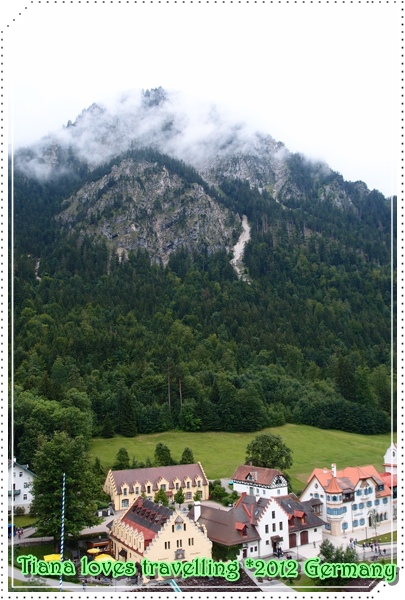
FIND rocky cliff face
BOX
[58,156,240,265]
[14,87,383,265]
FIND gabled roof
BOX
[120,497,173,538]
[273,494,326,532]
[379,472,397,488]
[307,465,391,496]
[232,464,284,487]
[189,495,270,546]
[8,459,36,478]
[108,462,208,494]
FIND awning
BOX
[119,549,127,557]
[271,535,283,542]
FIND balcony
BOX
[8,489,21,496]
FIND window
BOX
[184,524,186,531]
[272,523,276,532]
[123,488,127,496]
[147,486,151,494]
[271,511,275,519]
[161,484,166,491]
[188,538,194,546]
[326,495,330,501]
[175,482,179,490]
[266,540,270,545]
[265,525,269,534]
[353,520,358,528]
[197,481,201,488]
[19,472,23,477]
[367,501,372,507]
[359,503,364,509]
[383,497,388,504]
[172,525,175,533]
[186,481,190,489]
[135,487,139,495]
[360,518,365,525]
[122,499,129,508]
[314,493,319,499]
[165,541,170,550]
[356,490,362,496]
[279,522,283,530]
[353,504,358,510]
[277,489,280,494]
[342,522,348,530]
[375,499,380,506]
[250,547,254,553]
[186,492,192,500]
[176,540,182,548]
[23,494,28,500]
[23,482,29,489]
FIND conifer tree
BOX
[180,447,195,464]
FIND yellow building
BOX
[103,462,209,511]
[109,497,212,581]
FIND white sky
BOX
[3,1,401,197]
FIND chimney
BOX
[194,501,201,521]
[331,464,337,478]
[249,461,252,466]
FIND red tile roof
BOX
[379,472,397,487]
[308,465,391,496]
[325,477,343,494]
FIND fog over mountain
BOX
[14,87,316,188]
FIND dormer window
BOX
[123,488,128,496]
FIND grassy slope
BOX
[90,424,394,493]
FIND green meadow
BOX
[90,424,394,493]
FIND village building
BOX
[189,491,324,560]
[383,442,397,475]
[103,463,209,511]
[300,463,392,537]
[8,458,36,514]
[109,497,212,581]
[231,463,289,498]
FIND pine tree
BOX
[112,447,130,470]
[180,447,195,464]
[154,443,176,466]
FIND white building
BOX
[231,464,289,499]
[300,463,392,537]
[190,492,324,560]
[8,458,36,514]
[383,442,397,475]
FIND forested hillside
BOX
[11,148,395,466]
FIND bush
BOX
[14,506,25,516]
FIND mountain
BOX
[11,88,395,463]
